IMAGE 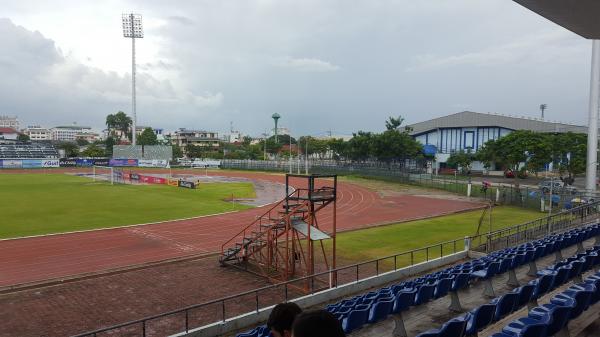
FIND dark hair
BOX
[267,302,302,334]
[292,310,346,337]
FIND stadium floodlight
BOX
[122,13,144,146]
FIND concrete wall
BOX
[171,249,468,337]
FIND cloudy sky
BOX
[0,0,594,136]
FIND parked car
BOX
[504,169,515,178]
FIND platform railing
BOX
[470,200,600,253]
[72,237,466,337]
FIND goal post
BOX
[92,165,115,185]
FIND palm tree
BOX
[105,114,117,136]
[540,104,547,119]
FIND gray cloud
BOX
[0,17,222,130]
[1,0,595,135]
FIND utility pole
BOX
[305,137,309,175]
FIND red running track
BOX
[0,170,483,287]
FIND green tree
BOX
[80,144,105,157]
[554,132,587,180]
[104,136,115,157]
[327,138,347,160]
[346,131,375,161]
[385,116,405,131]
[138,128,158,146]
[56,142,79,157]
[106,111,132,140]
[447,150,476,172]
[17,133,30,142]
[172,144,183,158]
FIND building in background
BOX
[51,125,101,142]
[225,130,243,143]
[172,128,220,153]
[0,127,19,141]
[23,126,51,141]
[0,116,19,130]
[407,111,587,168]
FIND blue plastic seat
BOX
[465,303,495,336]
[526,304,571,336]
[491,292,518,321]
[451,272,470,291]
[392,289,416,314]
[514,283,535,308]
[342,304,370,333]
[497,257,513,274]
[472,261,500,280]
[367,297,393,323]
[501,320,547,337]
[585,275,600,304]
[415,283,436,305]
[552,284,595,318]
[438,315,469,337]
[434,277,453,299]
[530,274,554,299]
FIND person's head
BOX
[267,302,302,337]
[291,309,345,337]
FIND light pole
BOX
[122,13,144,146]
[305,137,309,175]
[262,132,268,160]
[586,40,600,194]
[289,132,292,174]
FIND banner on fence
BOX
[168,178,179,187]
[1,159,22,168]
[42,159,60,168]
[178,180,196,189]
[138,159,168,168]
[21,160,42,168]
[59,158,77,167]
[109,158,139,167]
[76,158,95,167]
[130,173,140,181]
[93,158,109,166]
[139,175,167,184]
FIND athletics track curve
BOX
[0,170,483,287]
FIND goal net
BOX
[92,165,120,185]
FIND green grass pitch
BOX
[333,206,545,264]
[0,173,256,239]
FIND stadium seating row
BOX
[235,223,600,337]
[0,143,59,159]
[416,242,600,336]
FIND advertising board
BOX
[2,160,22,168]
[42,159,60,168]
[109,159,139,167]
[59,158,77,167]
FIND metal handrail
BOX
[73,236,465,337]
[73,201,600,337]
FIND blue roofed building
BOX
[406,111,587,170]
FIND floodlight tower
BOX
[122,13,144,146]
[272,113,281,143]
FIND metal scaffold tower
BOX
[220,174,337,290]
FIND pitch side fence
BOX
[73,201,600,337]
[220,159,591,212]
